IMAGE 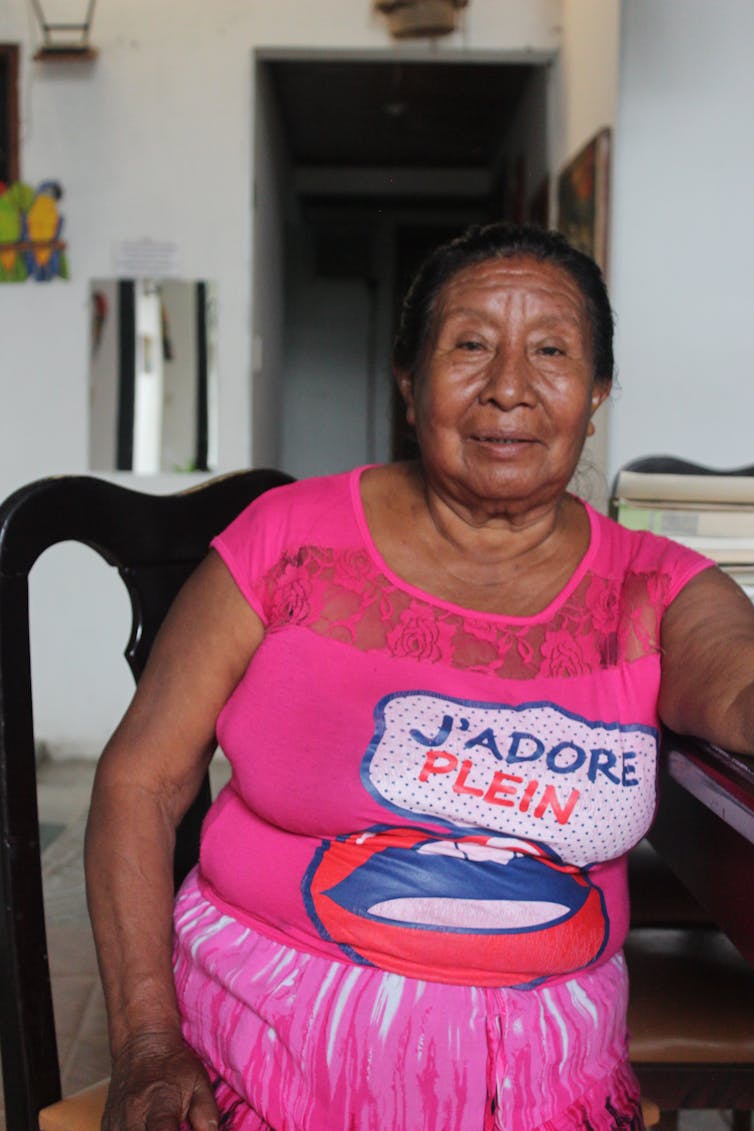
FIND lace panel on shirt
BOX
[260,547,668,679]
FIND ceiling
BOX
[265,59,536,170]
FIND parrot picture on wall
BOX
[25,181,68,281]
[0,180,68,283]
[0,181,31,282]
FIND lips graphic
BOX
[303,827,607,987]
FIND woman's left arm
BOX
[659,566,754,756]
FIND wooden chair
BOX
[0,470,292,1131]
[614,456,754,1130]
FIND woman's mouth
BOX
[470,433,538,448]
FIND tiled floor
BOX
[0,758,741,1129]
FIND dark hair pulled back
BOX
[393,222,614,386]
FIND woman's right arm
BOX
[85,550,264,1131]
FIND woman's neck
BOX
[362,463,591,616]
[415,463,573,563]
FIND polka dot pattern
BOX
[366,693,657,867]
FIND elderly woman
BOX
[87,223,754,1131]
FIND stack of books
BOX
[612,467,754,602]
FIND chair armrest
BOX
[641,1097,660,1126]
[38,1078,108,1131]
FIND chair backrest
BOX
[613,455,754,479]
[0,469,293,1131]
[610,454,754,517]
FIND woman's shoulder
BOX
[214,466,370,563]
[210,467,368,609]
[236,465,359,524]
[585,501,714,593]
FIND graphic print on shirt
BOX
[304,826,609,985]
[303,691,657,985]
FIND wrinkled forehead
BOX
[432,254,591,331]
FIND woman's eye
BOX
[538,345,565,357]
[457,339,484,352]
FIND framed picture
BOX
[557,128,611,274]
[0,45,20,186]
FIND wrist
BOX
[107,987,184,1059]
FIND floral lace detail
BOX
[259,547,669,679]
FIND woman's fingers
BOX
[187,1075,222,1131]
[102,1030,220,1131]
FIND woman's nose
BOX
[479,348,536,409]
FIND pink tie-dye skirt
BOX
[173,869,645,1130]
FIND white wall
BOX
[556,0,620,169]
[608,0,754,481]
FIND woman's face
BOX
[398,255,610,517]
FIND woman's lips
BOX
[469,433,540,453]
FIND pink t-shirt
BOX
[200,467,711,989]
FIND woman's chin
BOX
[457,455,569,509]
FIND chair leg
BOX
[732,1112,752,1131]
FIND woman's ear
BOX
[395,369,416,427]
[586,380,611,437]
[590,380,611,417]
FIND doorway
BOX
[252,53,552,478]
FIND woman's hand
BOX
[103,1029,220,1131]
